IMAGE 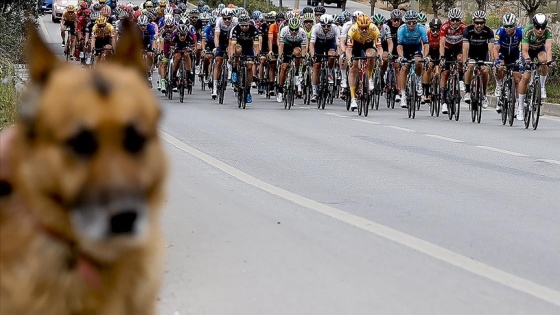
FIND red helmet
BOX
[80,2,88,9]
[83,8,91,16]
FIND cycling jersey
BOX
[440,21,467,49]
[260,22,270,52]
[268,23,280,47]
[172,31,196,50]
[495,26,522,57]
[62,11,78,22]
[397,24,428,46]
[347,23,381,46]
[463,25,494,61]
[310,23,339,46]
[385,18,402,55]
[340,20,353,41]
[231,24,259,55]
[427,29,440,59]
[279,27,307,46]
[139,24,156,50]
[522,25,552,52]
[92,24,114,38]
[202,25,215,50]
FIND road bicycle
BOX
[235,55,254,109]
[351,56,373,117]
[496,61,519,126]
[315,54,336,110]
[523,60,554,130]
[444,60,462,121]
[370,55,382,111]
[427,59,441,117]
[90,46,113,69]
[217,54,229,104]
[174,49,192,103]
[301,57,312,105]
[282,55,305,110]
[401,58,424,119]
[384,56,398,110]
[466,60,493,124]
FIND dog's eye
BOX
[123,125,147,154]
[66,129,98,157]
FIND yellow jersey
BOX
[347,23,381,46]
[92,24,114,39]
[62,10,77,22]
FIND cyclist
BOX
[386,10,403,60]
[372,13,393,90]
[346,14,382,110]
[418,13,428,27]
[258,13,274,95]
[171,24,196,92]
[439,8,467,114]
[309,14,340,102]
[157,14,177,93]
[230,14,260,104]
[201,15,216,86]
[91,16,115,64]
[61,5,78,59]
[76,8,91,64]
[267,12,281,97]
[314,6,326,24]
[517,13,555,120]
[211,8,238,99]
[493,13,522,113]
[396,10,429,109]
[189,9,204,74]
[276,17,307,103]
[138,14,156,84]
[462,10,495,109]
[421,18,442,104]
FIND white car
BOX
[51,0,78,23]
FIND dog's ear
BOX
[111,19,145,76]
[26,21,57,86]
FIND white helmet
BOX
[319,14,333,26]
[138,14,149,25]
[164,14,174,26]
[448,8,463,20]
[472,10,488,20]
[502,13,516,26]
[352,10,364,20]
[164,7,173,16]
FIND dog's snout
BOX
[110,211,138,235]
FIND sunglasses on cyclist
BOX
[315,14,323,17]
[289,28,298,32]
[450,18,460,22]
[474,21,485,25]
[503,24,515,29]
[406,21,417,26]
[359,26,369,31]
[304,20,313,23]
[321,24,331,28]
[534,25,546,30]
[223,17,231,21]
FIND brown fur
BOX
[0,21,166,315]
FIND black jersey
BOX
[463,25,495,61]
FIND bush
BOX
[0,57,17,128]
[206,0,286,13]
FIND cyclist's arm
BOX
[387,38,393,56]
[487,30,495,62]
[521,42,529,60]
[278,41,284,57]
[301,39,307,56]
[462,42,469,64]
[214,29,220,48]
[309,40,315,57]
[545,38,553,62]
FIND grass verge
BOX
[0,58,18,129]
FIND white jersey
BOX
[279,27,307,45]
[379,23,392,42]
[215,16,238,35]
[340,20,353,39]
[310,23,340,45]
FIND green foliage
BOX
[486,13,501,28]
[0,57,17,128]
[206,0,285,12]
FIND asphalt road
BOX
[38,14,560,315]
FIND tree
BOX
[386,0,409,9]
[429,0,457,18]
[474,0,487,10]
[370,0,377,15]
[0,0,40,63]
[519,0,548,17]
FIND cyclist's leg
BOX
[464,59,475,97]
[173,51,181,75]
[312,57,321,98]
[537,50,549,98]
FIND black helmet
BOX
[314,6,326,14]
[302,7,313,14]
[429,18,442,29]
[276,12,284,20]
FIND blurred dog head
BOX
[13,21,166,262]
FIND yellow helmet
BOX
[356,14,371,28]
[98,0,106,3]
[67,5,76,12]
[159,0,167,7]
[96,16,107,26]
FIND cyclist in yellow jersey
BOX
[91,16,115,64]
[346,14,383,110]
[60,5,78,59]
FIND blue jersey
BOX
[494,26,523,57]
[140,24,156,49]
[397,24,428,46]
[202,25,215,46]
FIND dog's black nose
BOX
[110,211,138,235]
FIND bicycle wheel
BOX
[167,61,174,100]
[362,72,369,117]
[508,77,516,127]
[407,74,414,118]
[500,81,508,125]
[531,79,541,130]
[218,63,227,104]
[179,62,185,103]
[524,83,532,129]
[373,68,381,110]
[242,67,248,109]
[454,76,460,121]
[345,88,351,111]
[304,70,311,105]
[447,82,454,121]
[434,74,440,117]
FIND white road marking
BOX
[425,134,465,143]
[385,125,417,133]
[352,119,381,125]
[476,146,529,157]
[161,130,560,307]
[297,106,310,110]
[38,17,53,43]
[325,113,349,118]
[536,159,560,165]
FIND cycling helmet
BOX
[285,11,295,20]
[217,3,225,11]
[288,17,300,30]
[319,14,333,26]
[133,4,139,11]
[138,14,149,25]
[418,13,427,23]
[222,8,234,17]
[145,1,154,8]
[83,8,91,16]
[501,13,517,26]
[80,2,88,10]
[352,10,364,20]
[164,14,174,26]
[314,6,326,14]
[164,7,173,15]
[404,10,419,20]
[173,8,182,15]
[67,5,76,12]
[356,14,371,27]
[302,7,313,14]
[190,8,199,16]
[201,5,209,12]
[302,12,313,22]
[472,10,487,20]
[372,13,385,24]
[96,16,107,26]
[238,14,250,25]
[176,24,187,34]
[532,13,547,28]
[201,12,210,20]
[197,0,205,6]
[448,8,463,20]
[276,12,284,20]
[390,9,402,19]
[252,10,261,20]
[100,5,111,16]
[98,0,106,3]
[429,18,442,29]
[90,11,100,20]
[342,11,351,21]
[337,14,346,25]
[179,13,188,24]
[209,16,217,26]
[159,0,166,6]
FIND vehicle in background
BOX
[51,0,78,23]
[39,0,53,12]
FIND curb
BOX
[485,95,560,117]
